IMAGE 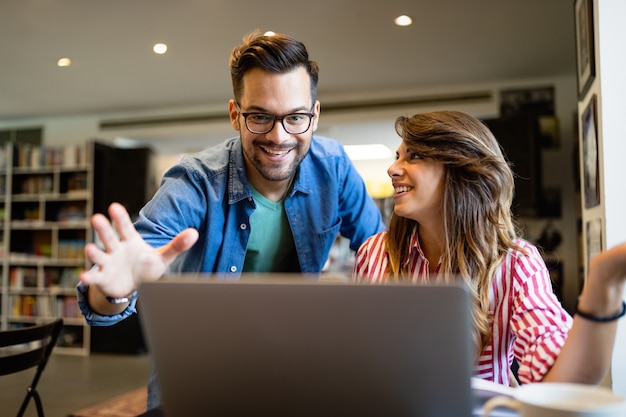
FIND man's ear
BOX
[311,100,321,132]
[228,100,240,131]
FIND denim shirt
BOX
[77,135,385,326]
[77,135,385,409]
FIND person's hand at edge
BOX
[544,241,626,384]
[578,242,626,318]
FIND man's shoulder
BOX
[309,135,347,158]
[180,137,241,171]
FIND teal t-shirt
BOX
[243,187,300,272]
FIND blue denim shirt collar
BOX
[227,140,251,204]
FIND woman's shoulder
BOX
[354,231,390,281]
[359,230,388,252]
[509,238,543,259]
[503,238,550,283]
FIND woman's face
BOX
[387,140,446,223]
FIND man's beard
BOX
[244,141,308,182]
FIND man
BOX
[76,31,385,409]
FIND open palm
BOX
[80,202,199,298]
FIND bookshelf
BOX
[0,142,93,355]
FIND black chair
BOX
[0,318,63,417]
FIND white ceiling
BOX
[0,0,576,123]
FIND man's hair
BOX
[229,31,319,104]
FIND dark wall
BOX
[483,115,542,218]
[93,141,155,219]
[90,141,155,354]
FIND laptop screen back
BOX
[139,275,474,417]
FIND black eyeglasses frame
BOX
[236,103,315,135]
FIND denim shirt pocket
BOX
[314,219,342,270]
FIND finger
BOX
[108,203,138,241]
[79,254,106,285]
[92,213,120,252]
[158,228,199,263]
[84,242,109,266]
[80,267,101,285]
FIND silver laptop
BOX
[138,275,474,417]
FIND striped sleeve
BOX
[509,242,572,383]
[353,232,388,283]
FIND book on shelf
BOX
[10,294,38,317]
[58,239,86,259]
[12,144,87,168]
[17,175,53,195]
[58,295,80,318]
[9,267,38,289]
[63,144,88,168]
[0,145,8,170]
[38,295,52,317]
[56,205,87,222]
[45,267,81,289]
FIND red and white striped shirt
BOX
[353,230,572,386]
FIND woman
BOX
[354,110,625,386]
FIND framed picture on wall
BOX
[586,218,602,269]
[581,94,600,208]
[575,0,595,99]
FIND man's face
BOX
[229,67,320,185]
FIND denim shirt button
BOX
[230,266,237,272]
[240,223,247,230]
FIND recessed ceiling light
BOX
[153,43,168,54]
[57,57,72,67]
[394,15,413,27]
[264,31,276,36]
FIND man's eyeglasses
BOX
[237,105,315,135]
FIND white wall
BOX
[594,0,626,397]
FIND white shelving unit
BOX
[0,142,93,355]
